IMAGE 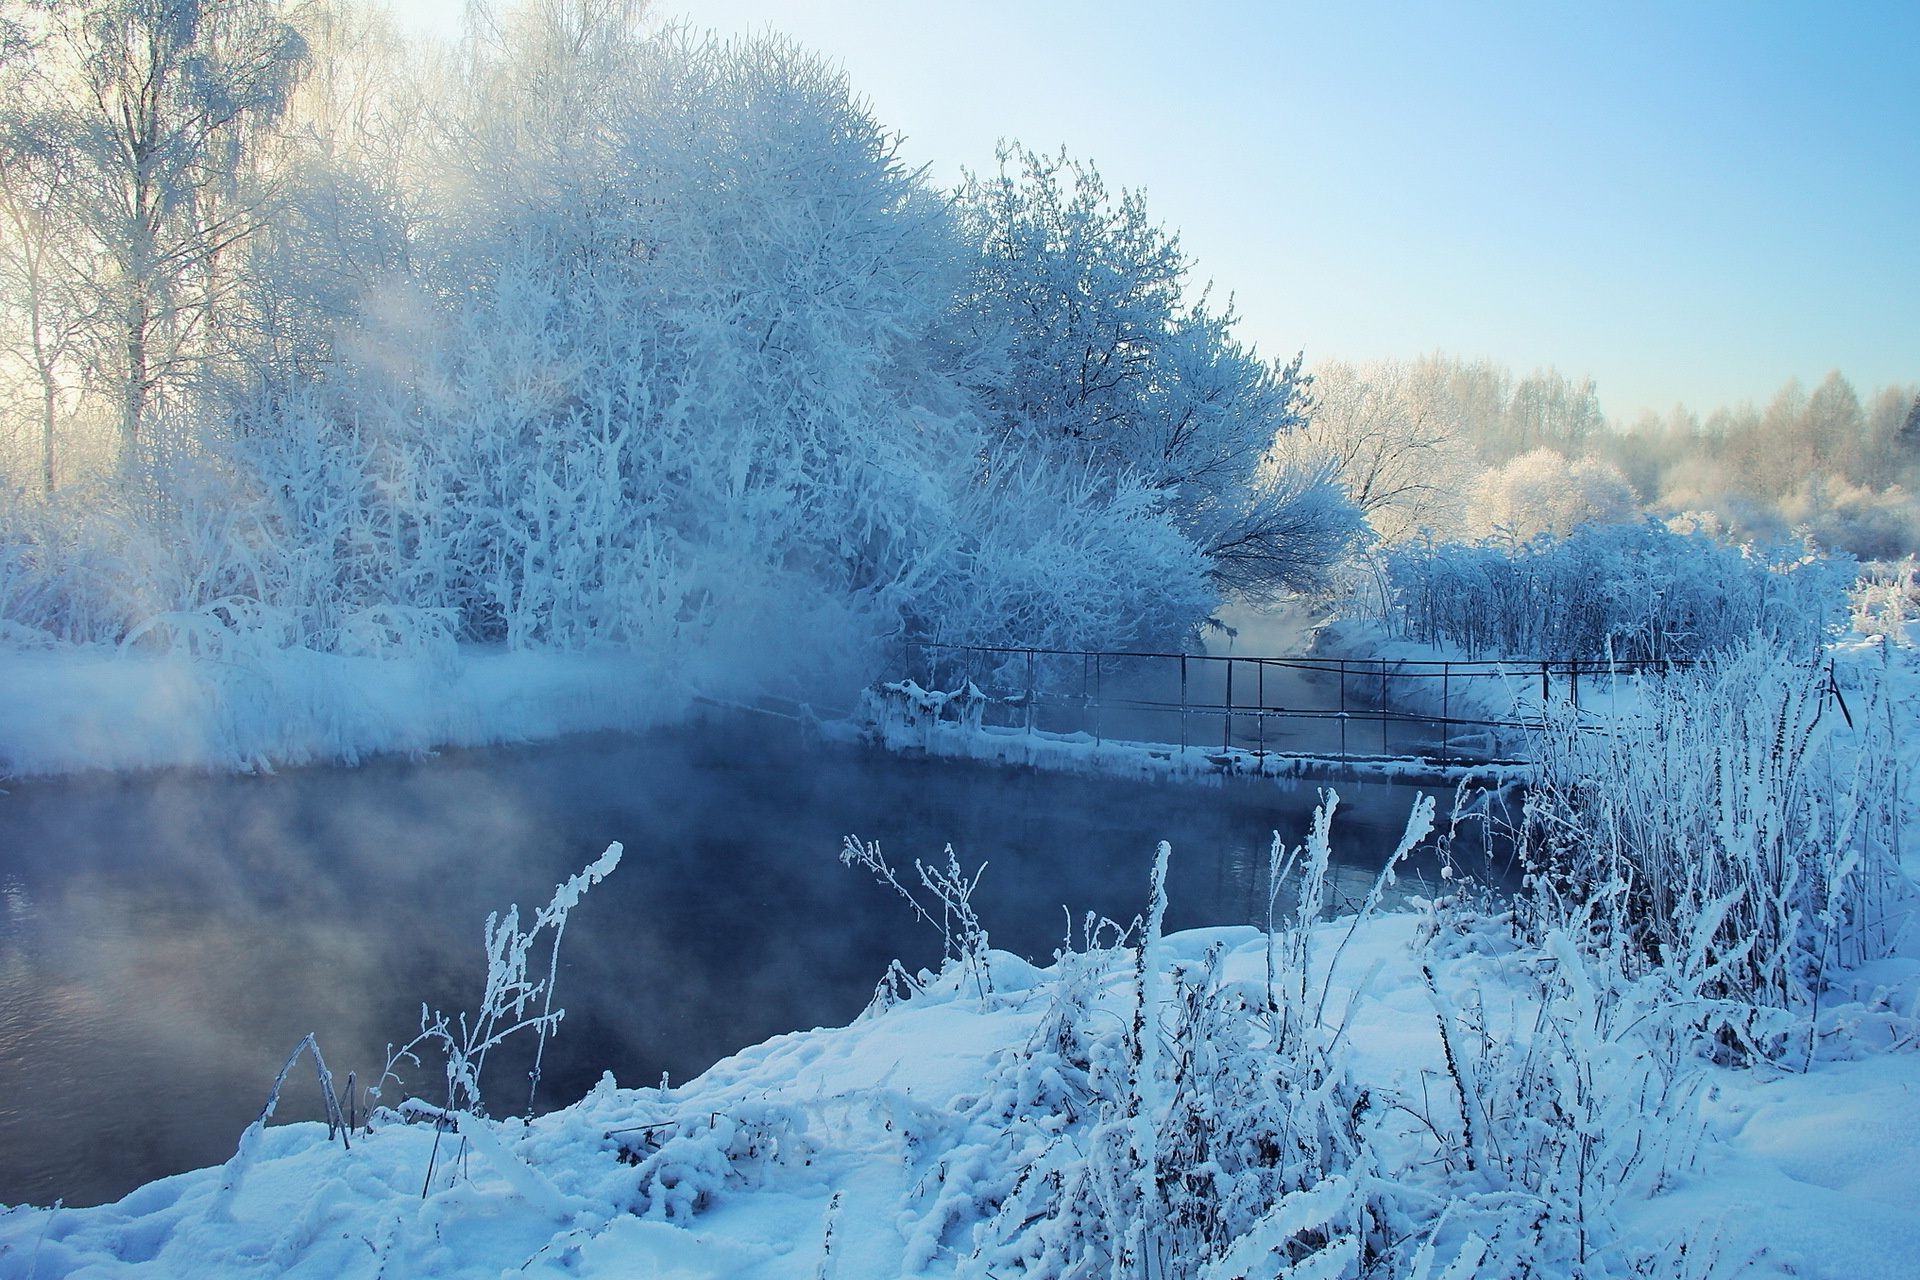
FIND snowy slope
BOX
[3,898,1916,1277]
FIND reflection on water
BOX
[0,717,1499,1207]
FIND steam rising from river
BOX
[0,717,1477,1206]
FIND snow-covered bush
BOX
[1519,638,1908,1060]
[1383,519,1852,661]
[0,480,136,644]
[913,461,1215,653]
[1412,891,1708,1275]
[1465,448,1636,541]
[0,448,300,646]
[841,836,995,1005]
[1780,476,1920,561]
[1851,556,1919,643]
[821,788,1744,1278]
[890,798,1439,1279]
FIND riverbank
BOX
[0,642,695,777]
[3,900,1916,1278]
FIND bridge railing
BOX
[898,640,1702,766]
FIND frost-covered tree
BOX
[0,3,1364,675]
[203,25,1227,678]
[1498,367,1604,461]
[1900,391,1920,488]
[957,144,1362,603]
[1275,357,1477,542]
[0,61,95,492]
[1467,447,1635,541]
[219,0,429,402]
[0,0,308,468]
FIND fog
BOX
[0,715,1474,1206]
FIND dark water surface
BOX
[0,718,1476,1207]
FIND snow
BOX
[2,906,1914,1277]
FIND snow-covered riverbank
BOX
[3,903,1916,1278]
[0,643,693,777]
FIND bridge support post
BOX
[1026,649,1036,735]
[1224,658,1234,751]
[1257,660,1266,755]
[1180,655,1188,751]
[1339,659,1348,758]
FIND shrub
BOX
[1517,637,1907,1062]
[1382,519,1852,662]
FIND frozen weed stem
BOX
[841,834,993,1002]
[375,842,624,1124]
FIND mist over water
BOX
[0,716,1482,1208]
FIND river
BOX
[0,716,1484,1207]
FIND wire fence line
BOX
[896,639,1714,768]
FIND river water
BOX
[0,717,1483,1207]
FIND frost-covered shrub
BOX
[915,800,1437,1280]
[1519,637,1907,1059]
[0,451,300,645]
[1851,557,1919,642]
[1780,476,1920,561]
[915,462,1215,653]
[0,480,137,644]
[1465,448,1636,541]
[841,835,995,1005]
[1384,519,1852,661]
[624,1101,819,1223]
[1411,870,1712,1277]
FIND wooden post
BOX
[1339,659,1348,758]
[1380,660,1389,755]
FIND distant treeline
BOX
[1292,356,1919,557]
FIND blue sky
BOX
[397,1,1919,420]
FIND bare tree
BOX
[0,32,97,490]
[1278,358,1476,542]
[9,0,307,469]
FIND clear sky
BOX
[393,0,1918,420]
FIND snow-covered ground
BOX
[1,627,1916,1278]
[2,905,1915,1277]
